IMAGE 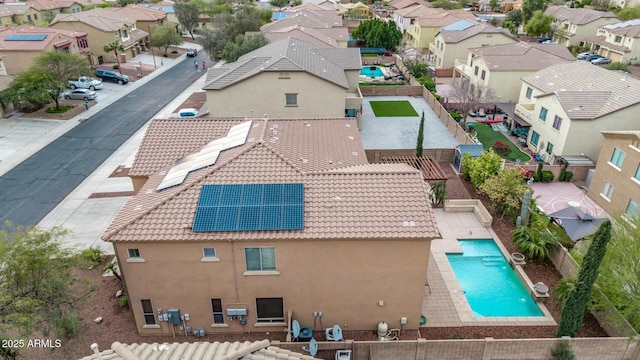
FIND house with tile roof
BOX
[262,24,348,48]
[584,19,640,64]
[49,8,148,66]
[587,131,640,218]
[544,6,619,47]
[261,9,343,33]
[428,21,516,69]
[453,42,575,103]
[609,0,640,9]
[102,117,439,336]
[26,0,82,23]
[390,0,431,10]
[514,61,640,164]
[202,38,363,122]
[80,339,319,360]
[0,25,90,75]
[108,4,175,35]
[0,3,41,26]
[393,5,478,50]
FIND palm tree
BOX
[103,41,125,71]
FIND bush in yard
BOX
[552,278,576,305]
[512,225,558,261]
[541,170,555,182]
[491,140,511,157]
[479,167,528,220]
[551,339,576,360]
[417,76,436,92]
[466,149,503,190]
[449,111,462,121]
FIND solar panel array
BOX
[157,120,252,191]
[5,34,48,41]
[192,183,304,232]
[442,20,475,32]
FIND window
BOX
[27,15,32,22]
[481,70,486,80]
[525,87,533,99]
[624,199,639,219]
[546,142,554,154]
[141,299,156,325]
[539,107,548,121]
[634,164,640,181]
[128,248,141,258]
[615,35,622,43]
[203,248,216,258]
[245,247,275,271]
[278,72,290,79]
[564,23,569,29]
[530,131,540,146]
[34,14,38,20]
[122,29,128,38]
[552,116,562,130]
[474,66,479,75]
[285,93,297,106]
[211,299,224,324]
[256,298,284,323]
[601,182,614,200]
[610,147,626,168]
[410,18,415,24]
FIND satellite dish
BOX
[302,338,318,356]
[292,320,301,339]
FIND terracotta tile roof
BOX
[263,25,338,48]
[601,19,640,37]
[50,8,136,32]
[202,38,360,90]
[0,24,87,51]
[544,6,619,25]
[522,61,640,120]
[78,340,319,360]
[439,22,514,43]
[26,0,79,11]
[583,35,630,52]
[468,42,575,70]
[103,118,439,242]
[108,4,167,21]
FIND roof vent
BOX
[352,151,358,156]
[348,136,354,140]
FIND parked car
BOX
[95,69,129,85]
[68,76,102,90]
[592,57,612,65]
[537,37,551,43]
[63,88,97,100]
[186,48,198,57]
[576,52,593,60]
[178,108,198,118]
[585,54,603,61]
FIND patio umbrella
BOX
[548,206,607,242]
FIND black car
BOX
[95,69,129,85]
[186,48,198,57]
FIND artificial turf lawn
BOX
[369,100,419,117]
[473,123,532,162]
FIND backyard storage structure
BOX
[454,144,484,172]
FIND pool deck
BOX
[422,209,557,327]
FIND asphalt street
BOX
[0,53,207,230]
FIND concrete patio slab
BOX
[531,182,609,218]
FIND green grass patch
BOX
[369,100,418,117]
[362,54,378,57]
[474,123,531,162]
[45,105,73,114]
[359,82,405,86]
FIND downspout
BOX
[229,239,240,303]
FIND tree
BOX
[150,24,184,56]
[351,19,402,51]
[269,0,288,7]
[464,149,503,189]
[0,225,91,340]
[432,0,457,9]
[590,0,609,10]
[222,33,268,62]
[199,13,233,60]
[557,220,612,337]
[605,62,631,72]
[522,0,547,24]
[524,10,554,37]
[479,167,528,219]
[117,0,138,6]
[449,76,496,118]
[506,9,523,29]
[228,5,265,38]
[489,0,499,11]
[416,111,425,157]
[174,2,200,40]
[103,41,124,72]
[618,5,640,20]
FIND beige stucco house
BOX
[588,131,640,218]
[429,21,516,69]
[262,24,348,48]
[584,19,640,64]
[514,61,640,164]
[0,3,41,26]
[0,25,90,75]
[545,6,619,47]
[103,117,439,336]
[26,0,83,24]
[203,38,363,122]
[609,0,640,9]
[454,42,575,103]
[108,4,174,35]
[261,8,343,34]
[49,8,148,65]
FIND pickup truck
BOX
[68,76,103,90]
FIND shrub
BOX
[54,314,80,339]
[466,149,503,190]
[449,111,462,121]
[479,167,528,220]
[511,226,558,261]
[551,339,576,360]
[553,278,576,305]
[416,76,436,92]
[563,171,574,182]
[45,106,72,114]
[80,246,104,267]
[541,170,555,182]
[118,295,129,308]
[432,93,441,100]
[429,181,446,207]
[491,141,511,157]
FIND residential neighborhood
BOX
[0,0,640,359]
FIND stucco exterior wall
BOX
[523,94,572,159]
[588,134,640,216]
[206,72,348,118]
[49,22,114,61]
[115,237,431,335]
[487,70,529,103]
[440,34,515,69]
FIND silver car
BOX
[63,89,97,100]
[591,57,612,65]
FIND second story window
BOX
[552,116,562,130]
[614,35,622,43]
[123,29,128,38]
[610,147,625,169]
[481,70,486,80]
[526,87,532,99]
[245,247,275,271]
[474,66,478,75]
[539,107,548,121]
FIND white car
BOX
[178,108,198,118]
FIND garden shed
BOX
[453,144,484,172]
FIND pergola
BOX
[381,156,448,182]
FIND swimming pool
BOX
[360,66,384,78]
[446,239,543,317]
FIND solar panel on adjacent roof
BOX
[5,34,48,41]
[273,12,289,20]
[192,183,304,232]
[157,120,252,191]
[442,20,475,31]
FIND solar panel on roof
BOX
[442,20,475,31]
[5,34,48,41]
[192,183,304,232]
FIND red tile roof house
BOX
[103,117,440,336]
[108,4,176,35]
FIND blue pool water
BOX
[360,66,384,77]
[446,240,543,317]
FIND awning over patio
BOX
[512,114,531,127]
[549,206,606,242]
[557,155,595,166]
[381,156,448,182]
